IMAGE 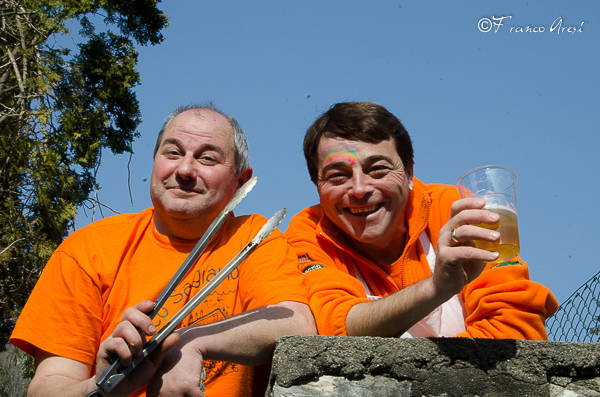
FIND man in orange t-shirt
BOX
[11,105,315,396]
[285,101,557,340]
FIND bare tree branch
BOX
[0,238,24,257]
[5,46,24,94]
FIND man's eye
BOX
[325,173,349,184]
[164,150,180,157]
[368,166,389,178]
[199,155,217,164]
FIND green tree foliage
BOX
[0,0,167,346]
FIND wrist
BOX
[177,326,208,359]
[85,376,100,396]
[423,276,454,306]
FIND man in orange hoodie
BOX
[285,101,557,339]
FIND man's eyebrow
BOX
[320,161,352,174]
[198,144,225,156]
[319,154,396,174]
[159,139,225,156]
[160,138,181,148]
[362,154,395,166]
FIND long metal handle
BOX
[149,176,257,318]
[96,208,286,394]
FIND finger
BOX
[111,320,148,357]
[135,300,156,314]
[449,197,486,218]
[442,211,500,249]
[161,332,181,353]
[451,208,499,229]
[443,244,500,264]
[122,304,157,336]
[451,225,500,246]
[150,333,182,367]
[102,336,134,367]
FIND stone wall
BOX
[267,336,600,397]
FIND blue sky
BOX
[75,1,599,305]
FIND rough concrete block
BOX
[267,336,600,397]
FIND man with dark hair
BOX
[11,105,315,396]
[286,101,557,339]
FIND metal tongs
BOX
[94,176,287,394]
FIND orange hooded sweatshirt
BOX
[285,178,558,339]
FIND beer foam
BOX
[483,203,517,215]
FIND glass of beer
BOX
[457,165,519,262]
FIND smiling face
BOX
[150,109,249,238]
[316,136,413,263]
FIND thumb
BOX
[148,332,181,367]
[161,332,181,352]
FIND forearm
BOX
[27,352,98,397]
[28,376,97,397]
[178,301,316,365]
[346,277,451,337]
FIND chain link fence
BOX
[546,270,600,342]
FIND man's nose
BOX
[176,155,197,179]
[349,171,372,198]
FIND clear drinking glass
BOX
[457,165,520,262]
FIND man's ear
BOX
[407,165,414,190]
[238,167,253,188]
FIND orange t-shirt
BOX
[285,178,558,340]
[11,208,308,396]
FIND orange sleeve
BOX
[457,259,559,340]
[236,217,309,310]
[301,266,371,336]
[10,247,103,366]
[285,207,369,336]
